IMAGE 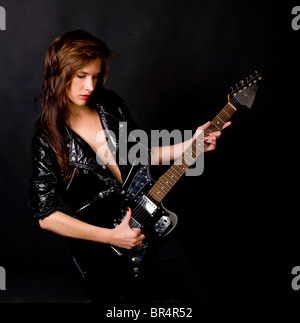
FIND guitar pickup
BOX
[138,195,157,216]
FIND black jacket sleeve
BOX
[28,134,62,220]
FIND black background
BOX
[0,0,299,310]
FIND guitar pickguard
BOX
[116,165,178,237]
[125,165,151,198]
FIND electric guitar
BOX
[72,71,263,277]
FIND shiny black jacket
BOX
[28,88,140,220]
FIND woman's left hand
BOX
[194,121,231,152]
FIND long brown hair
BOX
[36,30,116,179]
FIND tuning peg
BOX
[255,71,259,75]
[249,74,253,79]
[239,80,244,85]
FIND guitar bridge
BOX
[154,216,171,234]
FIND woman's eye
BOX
[77,74,85,79]
[93,75,99,79]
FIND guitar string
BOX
[130,105,234,225]
[144,105,234,202]
[133,193,158,225]
[132,208,151,228]
[133,209,148,226]
[147,102,237,200]
[145,88,247,200]
[133,194,160,225]
[131,198,147,226]
[127,81,258,227]
[130,201,144,224]
[130,192,159,226]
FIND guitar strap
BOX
[66,167,78,192]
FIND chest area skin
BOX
[68,109,123,184]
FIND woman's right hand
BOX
[110,207,145,249]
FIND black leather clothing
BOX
[28,87,139,220]
[28,87,207,304]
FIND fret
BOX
[210,120,221,130]
[148,101,237,202]
[163,174,176,186]
[222,109,231,117]
[183,154,195,166]
[217,114,228,123]
[208,103,236,133]
[159,175,172,188]
[177,155,191,168]
[227,102,237,111]
[170,165,183,177]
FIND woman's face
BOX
[67,58,101,108]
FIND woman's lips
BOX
[80,95,90,100]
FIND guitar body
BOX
[72,162,178,277]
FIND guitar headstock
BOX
[228,71,263,109]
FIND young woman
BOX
[28,30,230,304]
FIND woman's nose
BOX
[85,77,95,92]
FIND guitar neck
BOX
[148,102,237,202]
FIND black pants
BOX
[81,237,207,305]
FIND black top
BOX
[28,87,140,220]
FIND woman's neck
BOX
[69,103,92,118]
[67,104,97,130]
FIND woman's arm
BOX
[39,208,144,250]
[150,121,231,165]
[150,138,193,166]
[30,135,145,250]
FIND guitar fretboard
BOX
[148,102,237,202]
